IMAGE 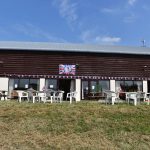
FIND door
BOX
[58,79,71,100]
[148,81,150,92]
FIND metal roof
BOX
[0,41,150,55]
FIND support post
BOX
[110,80,115,92]
[39,78,45,91]
[75,79,81,102]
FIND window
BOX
[45,79,57,90]
[82,81,88,99]
[29,79,40,90]
[134,81,143,92]
[13,78,39,90]
[90,80,110,92]
[81,80,110,99]
[115,80,143,92]
[99,80,110,92]
[19,79,29,89]
[90,81,97,92]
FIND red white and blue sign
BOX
[59,64,76,75]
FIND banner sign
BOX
[59,64,76,75]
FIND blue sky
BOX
[0,0,149,46]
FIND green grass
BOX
[0,101,150,150]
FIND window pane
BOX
[29,79,40,90]
[14,79,19,89]
[116,80,143,92]
[82,81,88,99]
[90,81,97,92]
[116,81,124,92]
[19,79,29,89]
[134,81,143,92]
[45,79,57,90]
[99,80,109,92]
[125,81,133,86]
[125,81,134,92]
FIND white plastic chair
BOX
[44,91,55,103]
[104,91,118,105]
[38,92,47,103]
[66,91,77,104]
[144,92,150,105]
[0,91,3,100]
[54,91,64,103]
[0,91,8,100]
[128,92,138,106]
[126,92,130,104]
[28,92,39,103]
[17,91,29,103]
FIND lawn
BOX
[0,101,150,150]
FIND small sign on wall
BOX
[50,85,54,88]
[92,86,95,90]
[25,84,28,89]
[15,84,18,88]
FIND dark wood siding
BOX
[0,49,150,78]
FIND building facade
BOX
[0,41,150,100]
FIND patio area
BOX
[1,89,150,106]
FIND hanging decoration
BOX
[1,73,150,81]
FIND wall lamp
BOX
[76,64,79,69]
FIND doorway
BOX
[58,79,71,100]
[148,81,150,92]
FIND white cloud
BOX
[101,8,115,13]
[53,0,78,25]
[97,36,121,43]
[123,13,137,23]
[13,23,66,42]
[101,8,119,14]
[128,0,137,6]
[80,30,121,45]
[80,30,94,43]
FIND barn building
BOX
[0,41,150,101]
